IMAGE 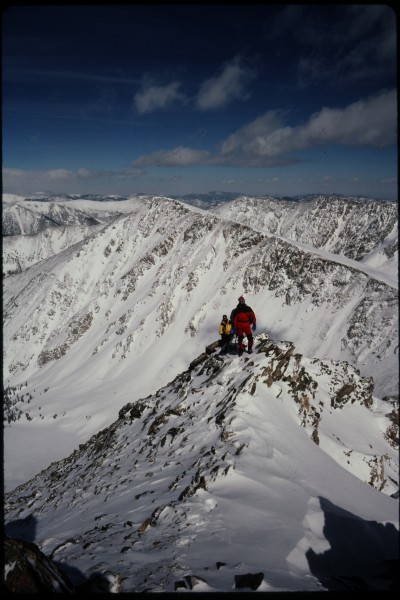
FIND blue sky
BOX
[2,4,397,199]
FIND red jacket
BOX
[232,304,256,330]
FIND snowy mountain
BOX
[2,194,135,238]
[4,334,399,592]
[3,193,397,282]
[2,195,136,275]
[3,194,398,486]
[209,194,398,283]
[172,190,241,209]
[3,192,398,591]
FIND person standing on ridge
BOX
[231,296,256,356]
[218,314,232,354]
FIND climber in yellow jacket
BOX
[219,314,232,354]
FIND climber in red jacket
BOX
[231,296,256,356]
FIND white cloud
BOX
[219,88,397,165]
[131,88,396,169]
[3,88,396,199]
[118,168,145,177]
[196,56,255,110]
[133,80,185,114]
[2,167,146,196]
[48,169,74,180]
[132,57,255,115]
[77,168,92,178]
[300,89,397,147]
[133,146,212,167]
[219,110,291,165]
[3,168,25,178]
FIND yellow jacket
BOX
[219,320,232,335]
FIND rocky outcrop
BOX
[4,535,75,593]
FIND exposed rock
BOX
[4,535,75,593]
[234,571,264,590]
[175,574,209,590]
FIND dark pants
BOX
[220,334,231,351]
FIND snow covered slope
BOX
[210,194,398,283]
[3,196,398,492]
[4,335,398,592]
[2,195,142,274]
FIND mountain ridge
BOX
[4,333,398,592]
